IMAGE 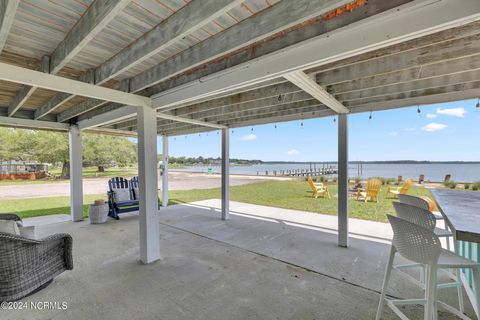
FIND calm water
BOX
[172,163,480,182]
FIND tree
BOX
[83,133,137,172]
[0,128,137,177]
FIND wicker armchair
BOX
[0,214,73,301]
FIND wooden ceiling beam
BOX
[0,0,18,54]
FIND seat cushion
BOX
[0,219,20,235]
[112,188,131,202]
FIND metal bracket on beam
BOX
[284,71,349,114]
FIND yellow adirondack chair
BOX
[356,179,382,202]
[387,178,413,198]
[307,176,330,198]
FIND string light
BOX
[333,116,336,123]
[476,98,480,110]
[369,111,373,120]
[231,129,234,134]
[417,105,421,114]
[251,127,254,132]
[278,94,282,102]
[274,123,277,129]
[300,119,304,128]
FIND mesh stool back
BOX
[398,194,430,210]
[387,214,441,265]
[393,201,436,231]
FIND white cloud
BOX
[404,127,416,132]
[426,113,437,119]
[388,132,398,136]
[436,107,467,118]
[240,133,257,141]
[421,123,447,132]
[286,149,300,155]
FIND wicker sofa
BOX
[0,214,73,301]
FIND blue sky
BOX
[159,99,480,162]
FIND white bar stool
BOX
[376,214,480,320]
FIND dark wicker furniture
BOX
[0,214,73,301]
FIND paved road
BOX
[0,172,291,199]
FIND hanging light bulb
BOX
[278,94,282,102]
[251,127,254,132]
[217,131,219,135]
[231,129,234,134]
[274,123,277,129]
[476,98,480,109]
[417,105,421,114]
[369,111,373,120]
[333,116,336,123]
[300,119,304,127]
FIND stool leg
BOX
[455,269,464,314]
[425,265,437,320]
[472,266,480,319]
[376,246,396,320]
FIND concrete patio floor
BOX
[5,200,474,320]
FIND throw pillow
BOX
[112,188,131,202]
[133,187,140,200]
[0,220,20,235]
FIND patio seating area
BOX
[3,200,475,319]
[1,1,480,318]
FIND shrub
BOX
[464,183,470,190]
[332,176,338,183]
[319,176,326,182]
[444,181,457,189]
[371,177,396,185]
[472,181,480,191]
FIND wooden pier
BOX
[257,165,338,177]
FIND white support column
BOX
[69,125,84,222]
[162,135,169,207]
[137,107,160,264]
[338,114,349,247]
[221,128,229,220]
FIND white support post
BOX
[338,114,349,247]
[221,128,229,220]
[137,107,160,264]
[162,135,169,207]
[69,125,84,222]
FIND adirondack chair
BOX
[307,176,330,198]
[356,178,382,203]
[107,177,139,219]
[386,178,413,198]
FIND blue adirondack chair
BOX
[107,177,139,219]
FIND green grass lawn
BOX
[1,180,435,223]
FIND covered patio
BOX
[1,0,480,318]
[3,200,476,319]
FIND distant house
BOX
[0,160,48,180]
